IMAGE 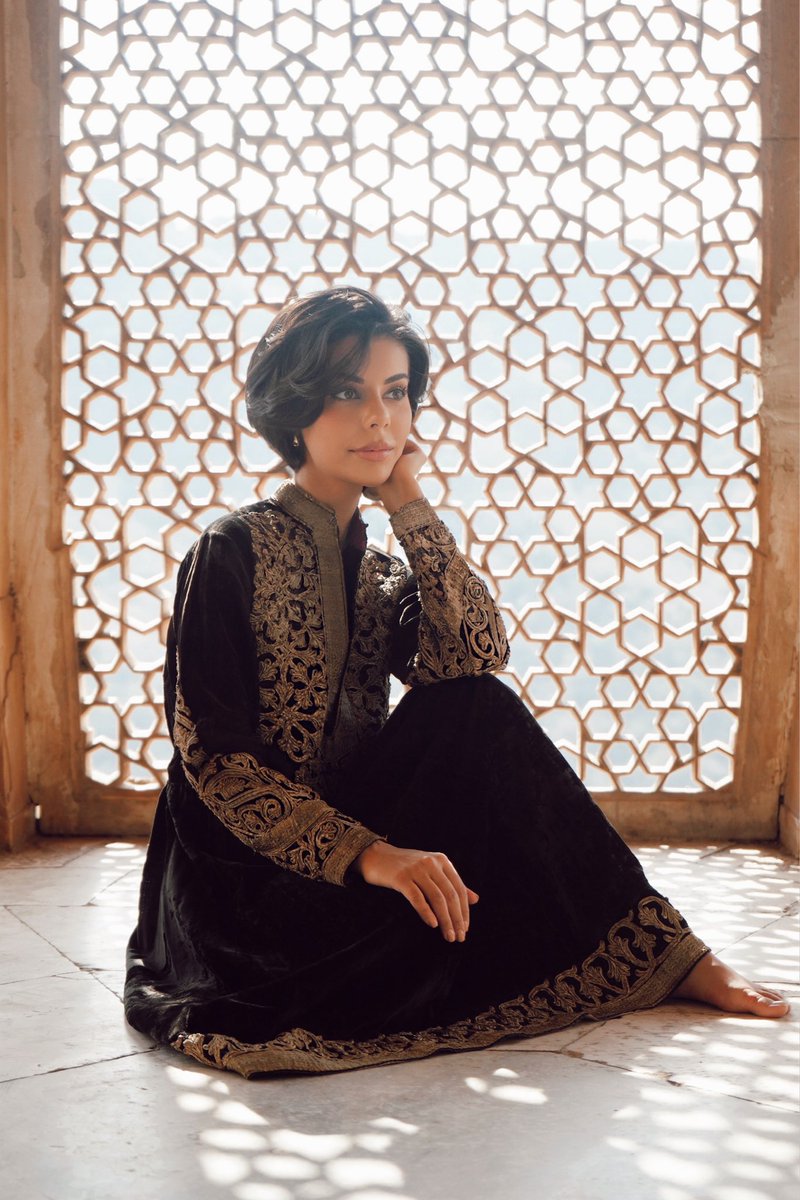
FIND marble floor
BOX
[1,838,798,1200]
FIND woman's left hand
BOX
[364,437,426,512]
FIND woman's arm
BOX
[351,447,493,934]
[376,441,510,685]
[167,518,385,885]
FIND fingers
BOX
[405,881,438,931]
[416,853,473,942]
[440,858,471,934]
[427,876,462,943]
[382,844,477,943]
[405,878,469,946]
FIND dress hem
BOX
[169,895,710,1079]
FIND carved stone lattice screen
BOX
[60,0,762,797]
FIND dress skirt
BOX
[124,675,709,1077]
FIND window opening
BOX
[60,0,762,795]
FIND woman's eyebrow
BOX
[342,373,409,384]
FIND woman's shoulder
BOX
[203,499,322,580]
[180,500,283,574]
[196,498,288,545]
[172,499,310,607]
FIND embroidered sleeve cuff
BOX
[389,497,440,539]
[322,824,387,887]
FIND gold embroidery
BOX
[342,552,409,732]
[170,485,508,884]
[236,489,507,779]
[241,506,329,765]
[389,500,510,684]
[172,680,382,885]
[171,895,710,1078]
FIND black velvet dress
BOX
[124,483,709,1078]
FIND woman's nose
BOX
[363,393,390,426]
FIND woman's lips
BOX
[352,446,394,461]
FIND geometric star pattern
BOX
[60,0,762,795]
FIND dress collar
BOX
[273,480,368,552]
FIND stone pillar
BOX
[781,681,799,857]
[1,0,83,846]
[0,3,33,848]
[737,0,799,849]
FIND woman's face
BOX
[295,335,413,500]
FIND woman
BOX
[124,286,788,1079]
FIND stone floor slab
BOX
[487,1023,589,1054]
[555,988,800,1113]
[88,868,143,908]
[0,908,77,985]
[8,903,138,971]
[0,972,155,1083]
[713,914,800,983]
[64,841,147,882]
[1,1047,798,1200]
[0,865,135,907]
[89,968,126,1001]
[0,836,797,1200]
[633,845,799,951]
[0,839,97,869]
[0,838,146,872]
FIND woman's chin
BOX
[360,477,391,501]
[355,463,395,490]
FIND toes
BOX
[746,987,789,1015]
[754,986,788,1003]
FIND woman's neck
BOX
[292,469,361,543]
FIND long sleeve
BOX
[166,519,384,886]
[388,498,509,686]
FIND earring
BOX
[292,433,300,448]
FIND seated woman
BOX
[124,286,788,1078]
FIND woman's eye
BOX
[330,386,407,402]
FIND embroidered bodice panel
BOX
[167,482,509,886]
[240,503,407,778]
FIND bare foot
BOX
[671,951,790,1017]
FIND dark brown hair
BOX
[245,286,429,469]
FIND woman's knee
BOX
[396,671,525,728]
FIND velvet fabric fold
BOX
[125,674,708,1076]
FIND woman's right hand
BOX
[354,840,479,942]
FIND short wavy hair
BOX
[245,286,430,469]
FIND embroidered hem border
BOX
[170,896,710,1079]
